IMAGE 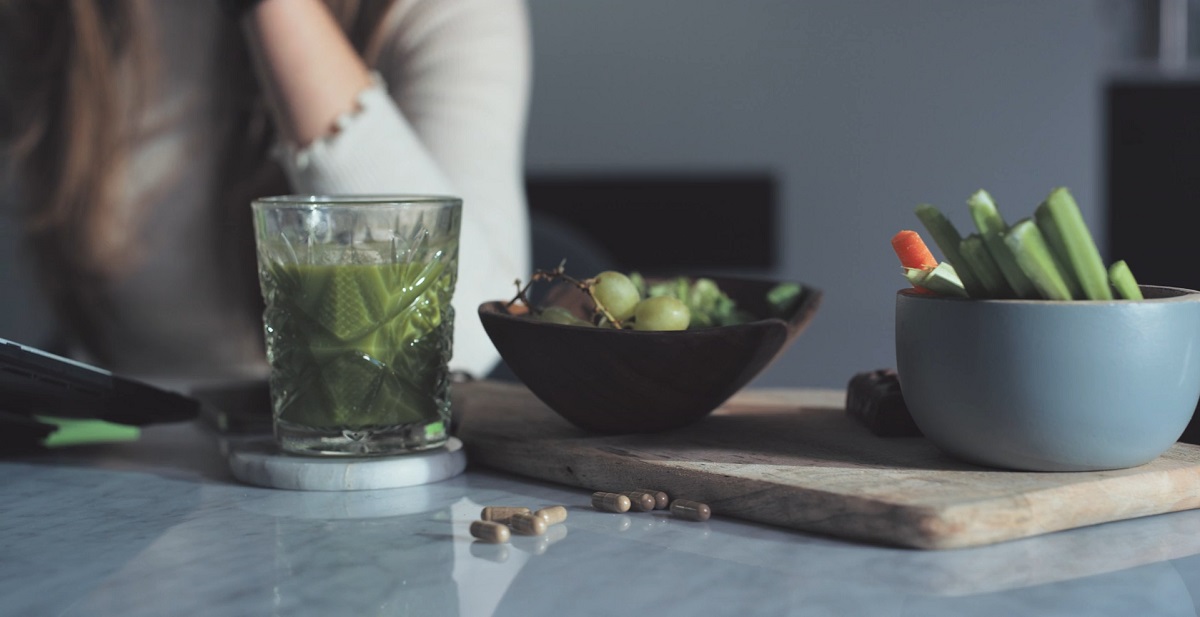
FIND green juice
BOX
[259,258,455,454]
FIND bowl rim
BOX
[896,284,1200,305]
[477,299,795,335]
[478,275,822,335]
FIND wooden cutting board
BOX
[453,380,1200,550]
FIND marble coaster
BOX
[227,437,467,491]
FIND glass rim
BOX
[251,194,462,209]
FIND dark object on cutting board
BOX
[845,369,922,437]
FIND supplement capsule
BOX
[470,520,511,544]
[591,491,632,513]
[510,512,548,536]
[622,491,657,512]
[637,488,670,510]
[534,505,568,526]
[670,499,711,522]
[480,506,531,524]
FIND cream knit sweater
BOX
[85,0,530,384]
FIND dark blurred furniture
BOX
[524,173,777,275]
[1106,78,1200,292]
[1105,77,1200,444]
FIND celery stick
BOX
[903,268,929,292]
[904,263,968,297]
[1040,187,1112,300]
[967,190,1038,298]
[959,234,1011,297]
[1109,260,1143,300]
[1033,201,1084,299]
[915,204,985,298]
[1004,219,1073,301]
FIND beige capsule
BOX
[470,520,512,544]
[480,506,531,524]
[591,491,632,513]
[622,491,657,512]
[510,512,549,536]
[534,505,568,526]
[670,499,711,522]
[636,488,671,510]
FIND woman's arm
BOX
[237,0,532,377]
[241,0,373,147]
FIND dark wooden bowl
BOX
[477,276,822,434]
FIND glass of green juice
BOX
[251,195,462,456]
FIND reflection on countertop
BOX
[3,421,1200,616]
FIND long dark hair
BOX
[0,0,396,361]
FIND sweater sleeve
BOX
[274,0,532,378]
[274,74,455,196]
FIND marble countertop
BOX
[6,421,1200,617]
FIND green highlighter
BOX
[0,412,140,452]
[0,336,197,453]
[38,417,141,448]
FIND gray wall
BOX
[0,2,1144,389]
[524,0,1119,388]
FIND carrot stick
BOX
[892,230,938,294]
[891,230,938,270]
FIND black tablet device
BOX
[0,337,199,426]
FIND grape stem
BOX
[506,260,625,327]
[586,285,623,329]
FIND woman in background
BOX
[0,0,531,386]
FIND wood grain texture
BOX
[453,380,1200,550]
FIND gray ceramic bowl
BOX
[895,285,1200,472]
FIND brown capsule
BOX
[534,505,568,526]
[470,520,511,544]
[591,491,632,513]
[622,491,657,512]
[670,499,711,522]
[480,506,531,524]
[510,512,548,536]
[636,489,671,510]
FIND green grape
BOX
[689,278,721,308]
[687,278,720,327]
[633,296,690,331]
[766,282,802,317]
[628,271,647,297]
[589,271,640,322]
[538,306,592,327]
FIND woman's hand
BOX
[240,0,374,147]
